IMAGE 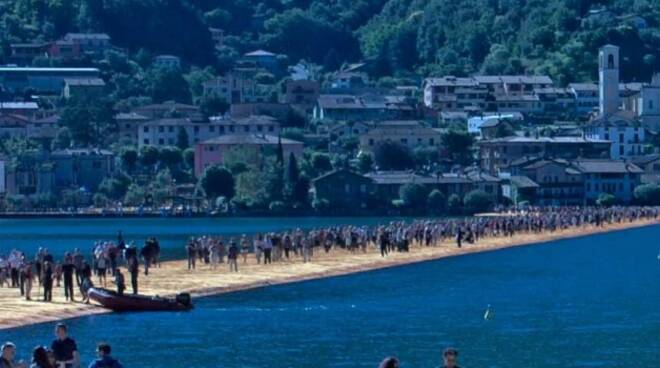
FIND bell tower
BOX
[599,45,620,116]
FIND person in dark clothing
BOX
[186,241,196,270]
[88,343,122,368]
[51,324,78,368]
[114,270,125,296]
[379,231,389,257]
[127,257,139,295]
[42,262,53,302]
[228,241,239,272]
[61,259,75,302]
[456,228,463,248]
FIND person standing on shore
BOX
[42,262,53,302]
[228,240,239,272]
[72,249,84,287]
[254,234,263,264]
[127,256,139,295]
[23,263,32,301]
[240,235,250,264]
[62,254,75,302]
[263,235,273,265]
[51,324,79,368]
[186,240,196,271]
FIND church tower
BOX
[599,45,620,116]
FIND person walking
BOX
[186,240,196,271]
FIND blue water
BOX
[3,225,660,366]
[0,217,400,260]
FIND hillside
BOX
[1,0,660,83]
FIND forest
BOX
[2,0,660,83]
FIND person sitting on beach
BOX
[51,324,79,368]
[88,343,122,368]
[30,346,53,368]
[1,342,26,368]
[378,357,399,368]
[80,277,94,304]
[441,348,460,368]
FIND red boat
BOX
[88,288,193,312]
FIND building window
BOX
[268,126,274,132]
[360,184,366,193]
[159,126,164,133]
[92,161,101,169]
[194,126,200,134]
[369,139,374,146]
[168,126,174,133]
[143,139,149,145]
[345,184,350,193]
[143,126,149,133]
[210,126,215,132]
[244,126,249,133]
[257,126,263,132]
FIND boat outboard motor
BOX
[176,293,192,307]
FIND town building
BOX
[62,33,111,57]
[478,136,611,173]
[569,83,599,116]
[0,67,100,94]
[115,112,151,144]
[153,55,181,69]
[62,78,106,99]
[467,113,522,135]
[242,50,278,73]
[359,121,443,152]
[312,169,375,209]
[194,134,303,177]
[138,116,280,148]
[313,94,415,122]
[573,159,642,203]
[583,113,645,159]
[131,102,201,120]
[283,80,320,113]
[51,149,115,192]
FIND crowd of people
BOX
[1,323,122,368]
[0,231,150,303]
[0,206,657,304]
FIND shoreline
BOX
[1,218,658,331]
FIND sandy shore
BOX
[1,218,658,330]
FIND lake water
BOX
[0,217,402,260]
[2,224,660,367]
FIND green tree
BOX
[286,152,300,195]
[427,189,446,214]
[158,146,183,169]
[200,96,229,116]
[51,127,72,150]
[634,184,660,205]
[200,165,235,200]
[311,153,333,174]
[176,127,189,150]
[358,152,374,173]
[124,184,146,206]
[145,68,191,103]
[399,183,429,210]
[139,145,159,169]
[373,141,414,170]
[596,193,617,206]
[447,194,462,215]
[463,190,492,214]
[183,148,195,169]
[441,131,474,165]
[120,148,138,173]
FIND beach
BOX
[1,216,658,331]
